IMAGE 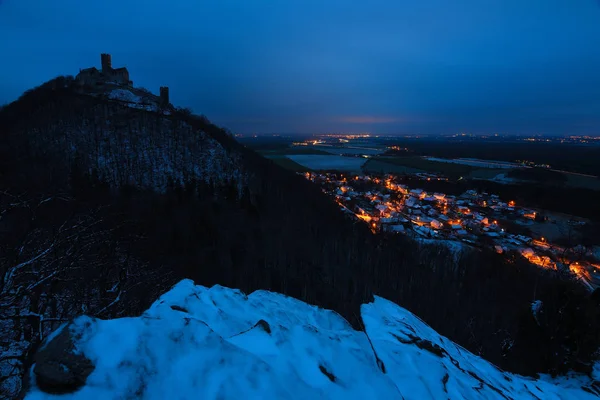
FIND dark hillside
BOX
[0,77,598,397]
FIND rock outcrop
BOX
[33,321,95,394]
[26,281,600,399]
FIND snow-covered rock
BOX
[108,89,161,112]
[26,280,599,399]
[107,89,142,103]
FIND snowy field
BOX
[314,146,385,156]
[287,155,366,171]
[27,280,599,400]
[426,157,522,169]
[488,173,521,184]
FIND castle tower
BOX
[100,53,112,72]
[160,86,170,105]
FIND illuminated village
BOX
[302,171,600,290]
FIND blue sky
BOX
[1,0,599,135]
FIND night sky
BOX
[1,0,599,135]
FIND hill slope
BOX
[0,82,244,192]
[26,280,600,399]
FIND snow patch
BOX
[531,300,543,319]
[426,157,521,169]
[287,155,366,171]
[490,173,522,184]
[416,238,469,256]
[108,89,163,112]
[107,89,141,103]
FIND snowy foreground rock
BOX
[27,280,599,399]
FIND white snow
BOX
[108,89,141,103]
[426,157,523,169]
[531,300,543,318]
[362,297,598,399]
[26,280,599,400]
[287,155,366,171]
[317,146,384,156]
[416,238,469,258]
[108,89,162,112]
[485,173,522,184]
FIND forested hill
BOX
[0,78,245,193]
[1,76,599,397]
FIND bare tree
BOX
[0,191,163,398]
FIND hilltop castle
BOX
[76,53,169,105]
[76,53,133,88]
